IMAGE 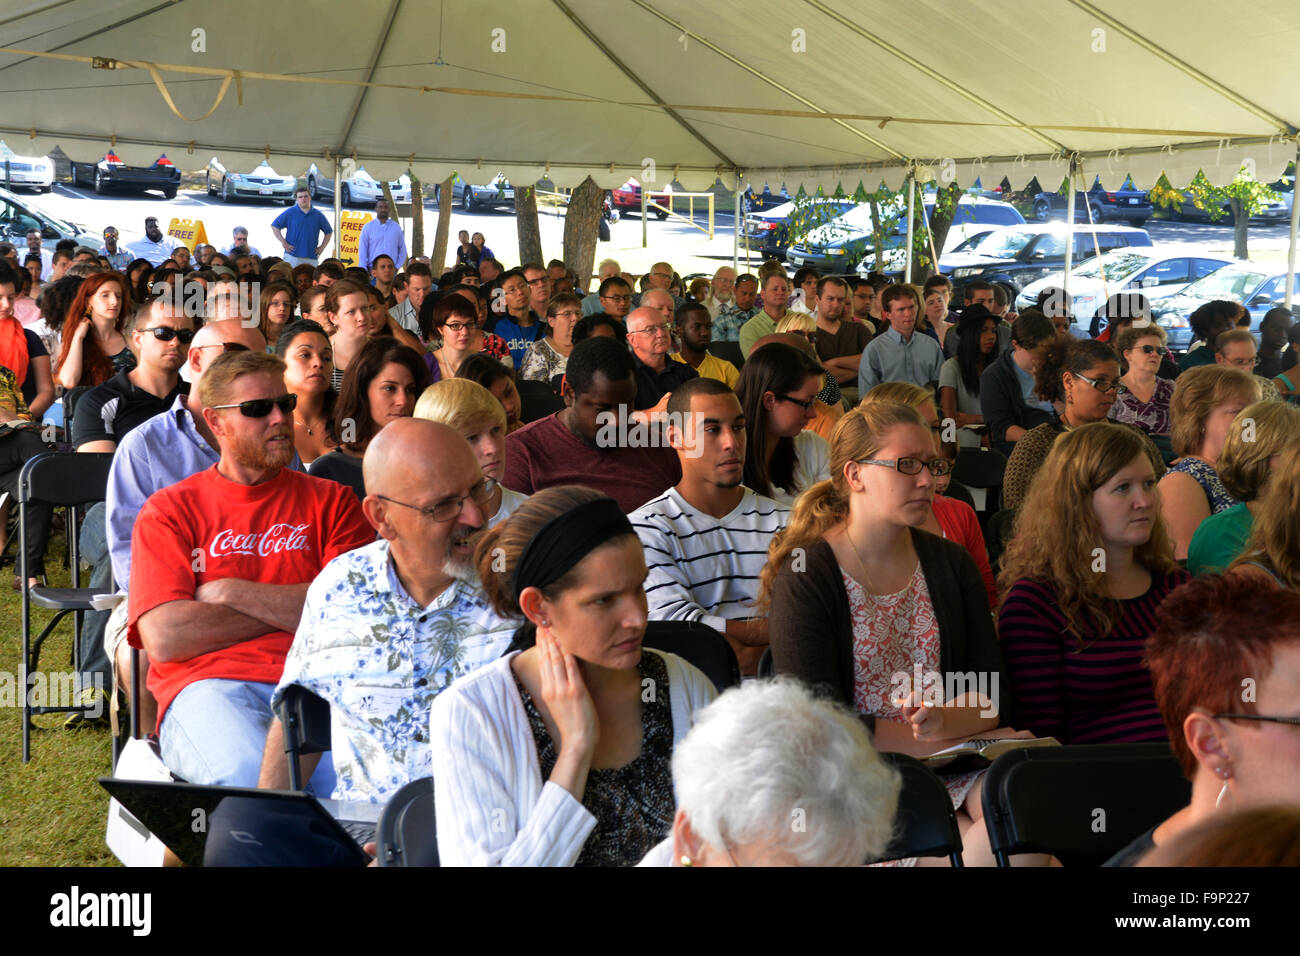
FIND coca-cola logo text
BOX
[209,523,312,558]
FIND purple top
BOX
[1109,376,1174,435]
[997,570,1189,744]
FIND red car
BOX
[609,179,670,220]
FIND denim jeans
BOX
[76,501,112,688]
[159,677,337,795]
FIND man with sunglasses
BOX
[128,350,372,788]
[627,306,698,411]
[258,419,518,802]
[98,226,131,272]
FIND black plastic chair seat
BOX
[709,341,745,370]
[29,586,99,611]
[642,620,741,692]
[952,447,1008,489]
[378,777,438,867]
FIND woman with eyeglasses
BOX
[56,271,136,389]
[423,295,495,383]
[1104,573,1300,866]
[275,319,335,466]
[308,337,429,500]
[1110,324,1175,437]
[762,402,1016,866]
[734,342,830,507]
[999,422,1188,746]
[519,293,581,388]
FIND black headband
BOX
[512,497,633,602]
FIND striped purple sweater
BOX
[997,571,1189,744]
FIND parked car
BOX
[942,223,1152,296]
[1163,178,1294,224]
[0,142,53,192]
[1032,177,1152,225]
[1016,247,1233,329]
[0,186,100,248]
[206,159,297,203]
[609,178,672,219]
[71,151,180,198]
[434,173,515,212]
[743,198,856,259]
[786,196,1024,274]
[1153,263,1300,351]
[305,164,411,206]
[741,185,791,214]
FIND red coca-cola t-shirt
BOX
[127,465,374,728]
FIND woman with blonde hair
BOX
[762,401,1011,865]
[999,422,1188,744]
[414,378,528,526]
[1188,402,1300,574]
[1158,364,1261,559]
[1227,436,1300,589]
[861,382,996,608]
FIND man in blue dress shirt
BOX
[858,284,945,394]
[271,188,333,267]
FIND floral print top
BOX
[1168,456,1237,515]
[1109,377,1174,435]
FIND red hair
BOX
[57,272,134,386]
[1145,574,1300,779]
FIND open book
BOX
[921,736,1060,770]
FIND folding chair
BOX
[756,646,774,678]
[709,341,745,370]
[276,684,333,791]
[377,777,438,867]
[983,508,1017,578]
[18,451,115,762]
[869,753,964,867]
[952,447,1007,521]
[981,743,1191,867]
[516,378,564,423]
[642,619,741,693]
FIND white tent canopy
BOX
[1,0,1297,194]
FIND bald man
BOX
[704,266,737,319]
[627,305,698,411]
[259,418,520,802]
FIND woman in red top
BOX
[57,271,134,389]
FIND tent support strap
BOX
[1063,155,1078,300]
[1287,142,1300,312]
[904,168,915,283]
[333,155,343,260]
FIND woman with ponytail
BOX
[431,486,716,866]
[761,402,1015,865]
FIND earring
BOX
[1215,765,1232,810]
[679,855,694,867]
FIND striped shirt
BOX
[630,486,790,633]
[997,570,1189,744]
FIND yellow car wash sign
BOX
[338,211,373,267]
[167,218,208,251]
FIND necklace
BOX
[845,529,877,595]
[295,416,324,435]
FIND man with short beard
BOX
[257,418,519,801]
[128,350,372,787]
[703,266,737,320]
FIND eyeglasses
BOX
[857,457,953,477]
[775,393,815,410]
[210,393,298,418]
[551,310,582,320]
[601,294,632,304]
[525,277,550,287]
[628,322,673,337]
[1072,372,1121,393]
[139,326,196,344]
[375,480,493,522]
[194,342,251,354]
[1137,344,1168,356]
[1211,712,1300,727]
[443,321,478,333]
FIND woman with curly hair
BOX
[998,422,1188,744]
[1227,436,1300,589]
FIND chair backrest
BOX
[942,480,977,513]
[18,452,115,508]
[377,777,438,867]
[642,620,741,693]
[952,447,1008,490]
[981,743,1191,866]
[275,684,331,791]
[516,378,565,423]
[983,507,1017,577]
[756,646,774,678]
[709,341,745,370]
[62,386,91,434]
[869,753,964,866]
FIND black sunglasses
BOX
[140,326,196,344]
[210,393,298,418]
[1137,344,1168,356]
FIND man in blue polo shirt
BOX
[271,187,333,267]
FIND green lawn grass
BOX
[0,532,119,867]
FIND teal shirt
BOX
[1187,502,1254,574]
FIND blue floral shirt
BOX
[274,539,520,802]
[712,303,757,343]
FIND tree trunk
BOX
[430,175,454,273]
[409,171,425,259]
[921,182,965,283]
[516,183,543,265]
[563,177,604,291]
[1230,196,1248,260]
[868,199,884,274]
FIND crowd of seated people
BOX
[8,225,1300,871]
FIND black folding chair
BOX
[18,452,114,761]
[276,684,333,791]
[952,447,1007,520]
[709,341,745,370]
[642,620,741,693]
[516,378,564,423]
[983,508,1017,578]
[981,743,1190,867]
[377,777,438,867]
[869,753,964,867]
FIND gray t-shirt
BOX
[938,356,984,448]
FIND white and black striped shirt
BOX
[630,486,790,634]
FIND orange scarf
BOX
[0,318,30,388]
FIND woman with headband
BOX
[430,486,717,866]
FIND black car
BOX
[1033,177,1152,225]
[940,223,1153,296]
[71,151,180,199]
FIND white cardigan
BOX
[431,648,717,866]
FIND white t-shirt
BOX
[770,430,831,507]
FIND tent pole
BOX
[333,155,343,260]
[1063,155,1077,302]
[1286,142,1300,313]
[641,180,648,248]
[904,168,915,283]
[733,171,741,273]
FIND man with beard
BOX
[630,377,789,675]
[702,266,737,319]
[812,276,871,389]
[128,351,372,787]
[257,418,518,801]
[127,216,184,267]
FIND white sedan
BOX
[305,164,411,206]
[0,141,54,192]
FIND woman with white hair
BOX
[640,677,901,866]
